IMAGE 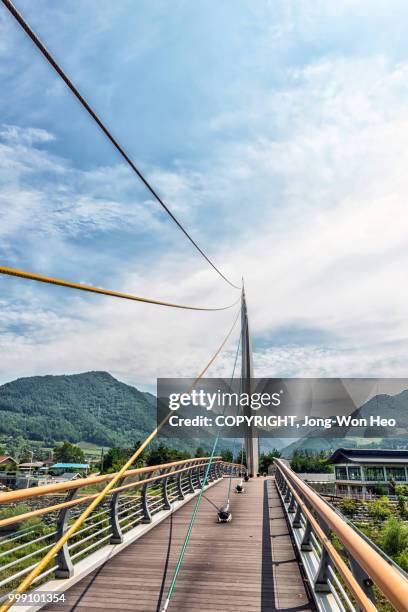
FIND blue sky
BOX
[2,1,408,390]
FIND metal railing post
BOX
[293,503,303,528]
[288,492,296,513]
[161,469,171,510]
[314,548,331,593]
[176,469,185,500]
[55,489,78,578]
[301,519,313,551]
[207,461,214,483]
[348,555,376,605]
[187,462,195,493]
[141,480,152,523]
[196,464,203,489]
[110,477,125,544]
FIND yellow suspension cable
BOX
[0,266,239,311]
[0,307,240,612]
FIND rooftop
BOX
[51,463,89,469]
[0,455,16,464]
[329,448,408,464]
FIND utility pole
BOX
[27,449,34,489]
[241,287,259,476]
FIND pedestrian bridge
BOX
[0,458,407,612]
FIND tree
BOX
[290,449,333,474]
[146,443,190,467]
[397,495,407,518]
[53,441,85,463]
[220,448,233,463]
[7,436,30,463]
[259,450,281,473]
[102,447,132,472]
[195,447,205,458]
[389,477,396,495]
[380,517,408,556]
[234,448,246,467]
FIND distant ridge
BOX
[280,388,408,458]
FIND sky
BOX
[1,0,408,391]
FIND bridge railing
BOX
[274,459,408,612]
[0,457,241,602]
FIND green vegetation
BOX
[0,518,55,596]
[0,504,42,533]
[259,449,281,473]
[102,447,134,472]
[101,443,207,473]
[367,496,392,520]
[0,371,156,448]
[339,498,357,516]
[358,517,408,576]
[146,443,190,466]
[397,495,407,517]
[220,449,233,463]
[234,449,246,466]
[373,484,389,496]
[290,449,333,473]
[379,517,408,558]
[53,441,85,463]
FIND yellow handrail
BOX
[0,459,229,528]
[275,459,408,612]
[0,309,240,612]
[0,457,218,505]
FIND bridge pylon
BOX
[241,288,259,476]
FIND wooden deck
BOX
[43,477,313,612]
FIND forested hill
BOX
[0,371,156,447]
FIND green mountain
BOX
[0,371,156,448]
[280,389,408,458]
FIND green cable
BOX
[161,332,242,611]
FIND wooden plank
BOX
[43,477,313,611]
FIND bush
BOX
[220,449,233,463]
[53,440,85,463]
[146,443,190,466]
[397,495,407,517]
[396,549,408,573]
[372,484,389,496]
[0,503,43,533]
[395,485,408,497]
[340,498,357,516]
[290,449,333,474]
[259,450,281,473]
[368,496,391,519]
[379,517,408,557]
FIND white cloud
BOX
[0,124,167,253]
[0,124,55,145]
